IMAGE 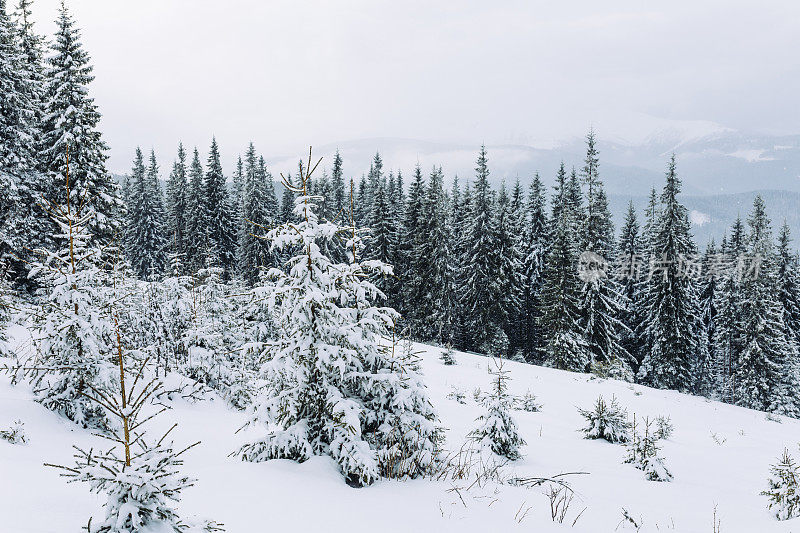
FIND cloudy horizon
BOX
[25,0,800,175]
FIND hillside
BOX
[1,324,798,533]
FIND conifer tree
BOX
[638,156,701,392]
[415,166,456,344]
[238,144,277,285]
[41,3,121,245]
[618,201,642,368]
[697,240,719,396]
[127,149,167,280]
[494,181,523,354]
[204,138,236,274]
[518,173,548,362]
[470,360,524,460]
[164,143,187,264]
[26,174,117,430]
[578,132,630,372]
[330,149,346,218]
[461,146,504,352]
[183,147,205,271]
[735,196,798,415]
[400,164,426,326]
[237,150,441,486]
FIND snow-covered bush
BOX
[440,344,456,365]
[470,359,525,460]
[625,416,672,482]
[762,448,800,520]
[516,390,542,413]
[654,415,674,440]
[236,158,441,486]
[26,197,117,430]
[578,395,630,443]
[590,360,634,382]
[447,386,467,404]
[0,419,26,444]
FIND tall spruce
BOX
[164,143,187,263]
[638,156,700,391]
[41,3,121,246]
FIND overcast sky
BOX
[28,0,800,175]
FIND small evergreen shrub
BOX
[625,416,672,482]
[515,390,542,413]
[762,448,800,520]
[0,420,27,444]
[654,415,674,440]
[578,395,630,443]
[447,386,467,404]
[440,345,456,365]
[470,360,525,460]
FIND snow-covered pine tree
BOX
[165,143,188,266]
[414,166,456,344]
[540,163,590,371]
[0,0,46,283]
[735,196,798,416]
[237,149,441,486]
[618,201,642,369]
[183,147,206,271]
[518,174,548,363]
[397,164,425,328]
[578,395,630,443]
[330,149,346,219]
[364,173,395,296]
[49,314,221,532]
[577,132,631,374]
[204,138,236,276]
[624,416,672,482]
[27,172,117,430]
[238,143,277,286]
[638,156,700,392]
[470,359,525,460]
[41,3,121,246]
[461,146,504,352]
[494,181,523,357]
[762,448,800,520]
[696,240,720,397]
[280,171,295,223]
[776,222,800,413]
[126,148,167,280]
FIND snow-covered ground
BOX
[2,324,799,533]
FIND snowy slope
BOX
[2,327,799,533]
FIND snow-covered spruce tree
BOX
[519,173,548,363]
[624,416,672,482]
[638,156,701,392]
[713,226,746,403]
[182,266,238,395]
[697,240,720,397]
[399,164,426,330]
[578,395,630,443]
[27,174,117,430]
[540,163,590,371]
[776,222,800,413]
[165,143,188,266]
[618,200,642,369]
[238,143,278,286]
[577,131,633,375]
[126,148,167,280]
[415,166,457,344]
[49,316,221,533]
[469,359,525,460]
[735,196,798,416]
[762,448,800,520]
[461,146,505,352]
[237,149,442,486]
[494,181,523,355]
[440,344,456,365]
[183,147,206,271]
[204,138,236,276]
[41,3,121,247]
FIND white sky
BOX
[27,0,800,175]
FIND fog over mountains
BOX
[259,124,800,248]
